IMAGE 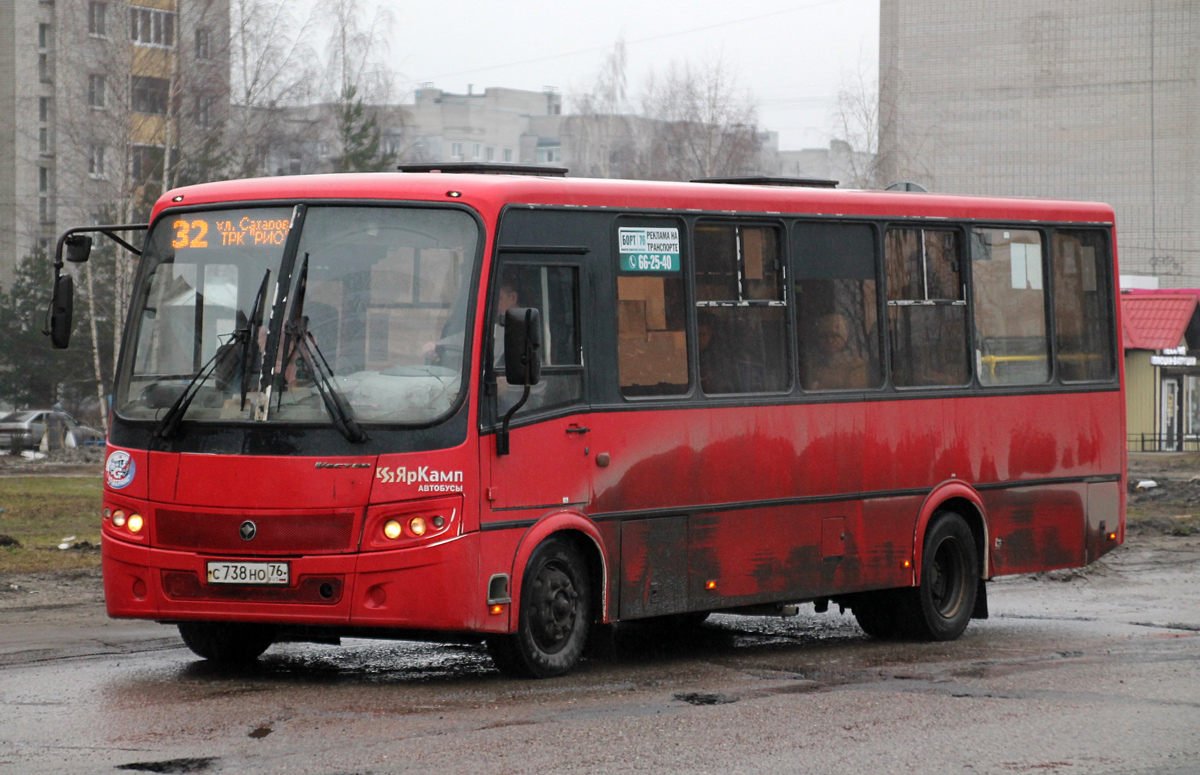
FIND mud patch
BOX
[1127,515,1200,537]
[480,719,537,730]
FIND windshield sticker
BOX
[619,227,680,272]
[377,465,464,493]
[105,450,135,490]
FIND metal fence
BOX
[1127,434,1200,453]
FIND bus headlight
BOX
[383,520,403,540]
[112,510,127,527]
[408,516,427,536]
[127,514,144,533]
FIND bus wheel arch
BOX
[490,516,609,678]
[914,485,990,581]
[508,514,609,626]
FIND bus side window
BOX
[971,228,1050,386]
[1052,230,1115,381]
[617,275,690,397]
[493,264,583,416]
[885,228,970,387]
[694,223,790,395]
[793,222,882,391]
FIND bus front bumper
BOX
[101,532,493,633]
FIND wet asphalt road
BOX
[1,535,1199,775]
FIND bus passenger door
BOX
[483,259,591,512]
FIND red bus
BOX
[48,166,1125,677]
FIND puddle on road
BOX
[114,611,869,693]
[116,757,218,773]
[96,609,1063,706]
[674,692,738,706]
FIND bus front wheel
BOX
[178,621,275,664]
[487,537,592,678]
[905,511,978,641]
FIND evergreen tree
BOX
[336,84,396,172]
[0,249,94,409]
[173,129,234,188]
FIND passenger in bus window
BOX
[423,277,517,368]
[807,313,867,390]
[491,278,520,366]
[493,274,548,415]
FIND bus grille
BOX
[161,571,344,605]
[155,509,357,555]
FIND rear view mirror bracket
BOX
[43,223,148,349]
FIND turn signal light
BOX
[103,508,111,520]
[1107,532,1117,541]
[705,580,717,590]
[490,604,505,615]
[127,514,144,533]
[903,560,912,568]
[409,516,427,536]
[383,520,403,540]
[112,510,127,527]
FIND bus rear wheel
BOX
[904,511,978,641]
[178,621,275,664]
[487,537,592,678]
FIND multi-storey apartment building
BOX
[879,0,1199,286]
[257,86,566,178]
[0,0,229,286]
[263,85,786,185]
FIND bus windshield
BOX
[115,205,480,426]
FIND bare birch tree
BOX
[640,57,763,181]
[226,0,316,178]
[566,39,643,179]
[53,0,148,430]
[567,46,763,181]
[831,66,883,189]
[865,64,934,189]
[321,0,402,172]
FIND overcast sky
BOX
[356,0,880,151]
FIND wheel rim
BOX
[928,537,966,618]
[528,561,578,654]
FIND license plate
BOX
[206,561,290,586]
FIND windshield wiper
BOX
[155,329,246,439]
[281,255,368,443]
[256,204,307,419]
[238,269,271,411]
[155,268,270,439]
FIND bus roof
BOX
[153,172,1117,227]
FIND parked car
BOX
[0,410,105,452]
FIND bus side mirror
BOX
[504,307,542,386]
[48,273,74,349]
[65,235,92,263]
